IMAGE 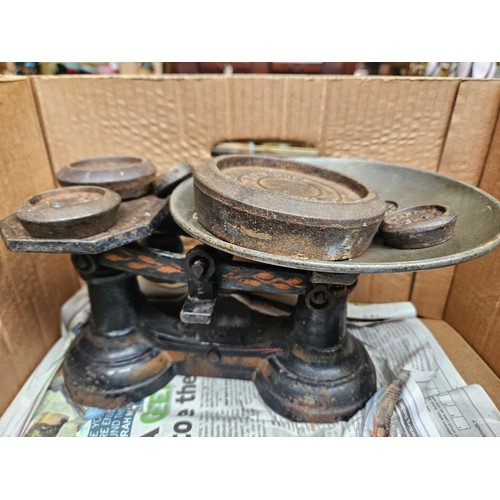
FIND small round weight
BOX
[16,186,122,239]
[57,156,157,200]
[380,204,457,249]
[153,162,193,197]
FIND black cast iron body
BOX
[66,243,374,422]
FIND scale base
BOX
[63,323,175,409]
[253,334,376,422]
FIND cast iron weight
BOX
[380,204,457,249]
[57,156,157,200]
[15,186,121,239]
[193,155,387,261]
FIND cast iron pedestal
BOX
[64,252,376,422]
[253,282,376,422]
[63,257,174,408]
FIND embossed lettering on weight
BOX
[224,166,360,202]
[388,206,444,225]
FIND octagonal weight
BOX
[1,195,169,254]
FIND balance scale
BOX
[1,155,498,422]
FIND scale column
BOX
[253,275,377,423]
[63,254,175,408]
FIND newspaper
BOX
[1,287,498,437]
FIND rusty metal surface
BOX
[380,204,457,249]
[146,294,291,347]
[252,286,376,422]
[68,258,279,409]
[0,195,169,253]
[57,156,157,200]
[64,324,176,409]
[5,154,499,421]
[15,186,121,239]
[100,246,311,294]
[170,158,500,274]
[252,334,376,423]
[384,200,399,213]
[64,255,376,420]
[63,272,175,409]
[193,155,386,261]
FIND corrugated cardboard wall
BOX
[0,79,80,413]
[32,75,466,308]
[444,97,500,376]
[410,80,500,318]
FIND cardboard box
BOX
[0,74,498,414]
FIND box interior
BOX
[0,75,498,414]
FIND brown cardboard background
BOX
[409,80,500,318]
[31,76,330,173]
[0,79,79,413]
[444,100,500,376]
[33,75,461,173]
[439,80,500,185]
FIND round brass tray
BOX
[170,158,500,274]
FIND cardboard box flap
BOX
[424,319,500,407]
[0,78,79,414]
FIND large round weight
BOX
[193,155,386,261]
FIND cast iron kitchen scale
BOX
[1,155,499,422]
